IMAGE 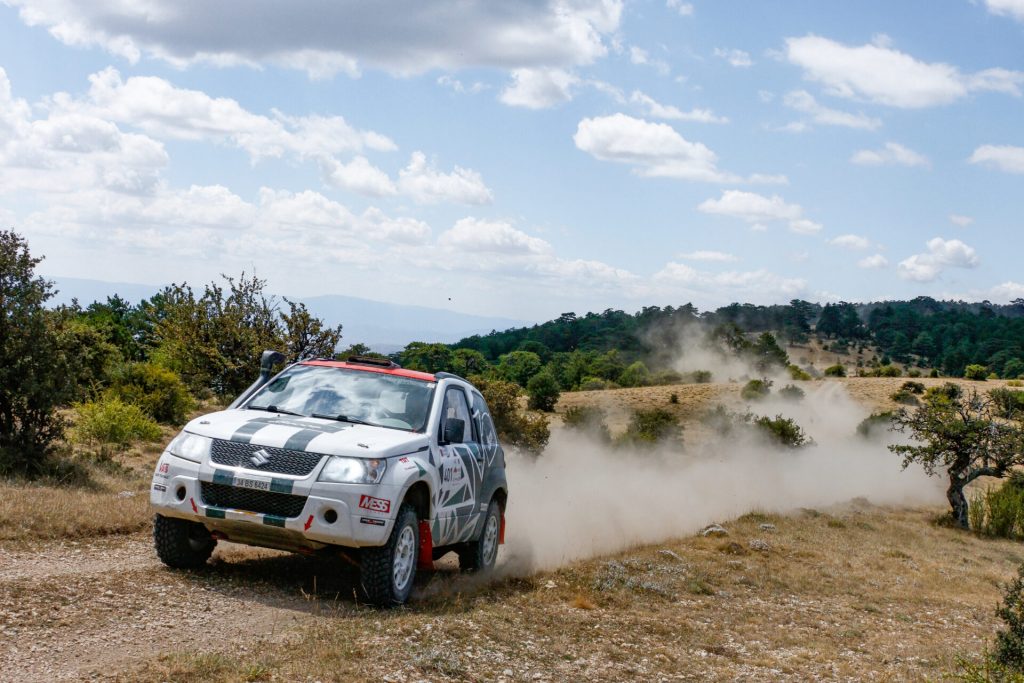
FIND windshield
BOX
[245,365,436,432]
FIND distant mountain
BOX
[45,276,527,350]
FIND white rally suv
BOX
[150,353,508,606]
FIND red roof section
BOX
[299,359,436,382]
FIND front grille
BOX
[200,482,308,519]
[210,439,325,476]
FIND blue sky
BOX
[0,0,1022,320]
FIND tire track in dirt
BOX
[0,533,338,682]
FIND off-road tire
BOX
[153,514,216,569]
[457,499,501,573]
[360,504,419,607]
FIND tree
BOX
[749,332,789,373]
[526,370,560,412]
[496,350,542,387]
[890,385,1024,528]
[618,360,651,388]
[398,342,453,374]
[280,299,343,362]
[450,348,489,377]
[0,231,83,475]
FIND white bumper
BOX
[150,452,401,549]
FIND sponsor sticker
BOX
[158,462,169,474]
[359,517,386,526]
[399,456,418,471]
[358,494,391,514]
[152,483,167,492]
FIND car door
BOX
[434,386,482,545]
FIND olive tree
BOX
[890,383,1024,528]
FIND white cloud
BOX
[990,281,1024,301]
[714,48,752,68]
[666,0,694,16]
[785,35,1024,108]
[437,75,489,94]
[782,90,881,130]
[677,250,738,262]
[629,91,728,123]
[499,68,579,109]
[654,262,807,299]
[320,156,397,197]
[898,237,980,282]
[6,0,623,77]
[574,114,778,183]
[986,0,1024,21]
[397,152,493,205]
[850,142,930,167]
[829,234,872,250]
[629,46,670,76]
[438,217,550,255]
[858,254,889,269]
[949,214,974,228]
[969,145,1024,173]
[697,190,822,234]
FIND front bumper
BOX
[150,452,399,550]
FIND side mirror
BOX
[260,350,286,378]
[443,417,465,444]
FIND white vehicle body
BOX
[150,359,507,567]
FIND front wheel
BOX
[360,504,419,606]
[457,500,501,573]
[153,515,216,569]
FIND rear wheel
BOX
[360,504,419,606]
[153,515,216,569]
[457,500,501,573]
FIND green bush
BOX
[475,378,550,455]
[996,563,1024,671]
[971,474,1024,541]
[579,376,611,391]
[824,364,846,377]
[890,389,919,406]
[856,411,894,439]
[965,364,989,381]
[741,379,772,401]
[877,365,902,378]
[107,362,194,424]
[1010,380,1024,388]
[526,370,561,412]
[991,388,1024,419]
[650,369,683,385]
[561,405,611,443]
[71,397,162,452]
[751,414,811,448]
[788,364,812,381]
[618,408,683,449]
[929,368,940,378]
[901,381,926,395]
[778,384,805,401]
[669,393,679,404]
[618,361,651,388]
[907,369,922,378]
[684,370,713,384]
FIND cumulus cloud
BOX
[654,262,807,300]
[714,48,752,68]
[677,250,739,262]
[990,281,1024,301]
[829,234,872,250]
[782,90,881,130]
[949,214,974,228]
[499,68,579,109]
[397,152,494,205]
[574,114,779,183]
[697,190,822,234]
[629,46,670,76]
[6,0,623,77]
[850,142,930,167]
[438,217,551,255]
[858,254,889,270]
[666,0,694,16]
[969,145,1024,173]
[898,237,980,282]
[986,0,1024,22]
[785,35,1024,108]
[629,91,728,123]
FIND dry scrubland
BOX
[1,377,1021,681]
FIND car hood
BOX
[182,409,430,459]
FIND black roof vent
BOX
[347,355,401,369]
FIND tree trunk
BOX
[948,476,969,529]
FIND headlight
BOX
[166,432,213,463]
[317,457,387,484]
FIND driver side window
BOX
[440,387,473,444]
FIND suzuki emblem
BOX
[250,449,271,467]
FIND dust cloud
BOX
[500,380,943,574]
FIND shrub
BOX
[890,389,919,406]
[929,368,940,378]
[824,364,846,378]
[526,370,561,412]
[877,365,902,378]
[965,364,989,381]
[741,378,772,401]
[788,365,812,381]
[618,361,651,388]
[669,393,679,404]
[561,405,611,443]
[475,378,550,455]
[107,362,194,424]
[1010,380,1024,388]
[650,369,683,385]
[752,414,811,448]
[901,381,926,395]
[779,384,805,401]
[71,396,162,453]
[579,376,611,391]
[856,411,894,439]
[618,408,683,449]
[995,563,1024,671]
[907,369,922,378]
[684,369,713,384]
[991,388,1024,419]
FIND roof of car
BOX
[299,359,437,382]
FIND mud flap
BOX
[418,520,434,570]
[499,512,505,545]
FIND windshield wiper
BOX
[248,404,304,417]
[311,413,375,426]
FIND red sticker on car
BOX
[358,495,390,514]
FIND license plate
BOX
[234,477,271,491]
